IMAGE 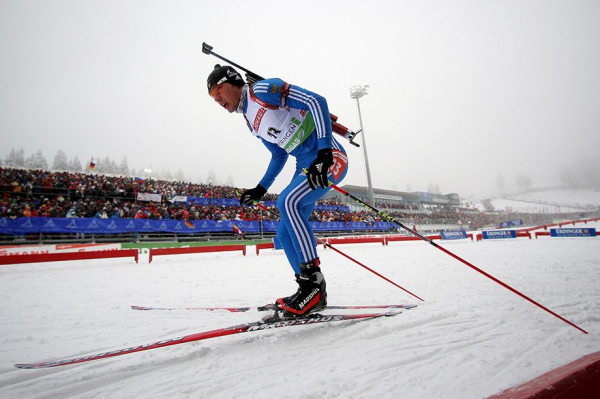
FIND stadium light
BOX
[349,85,375,207]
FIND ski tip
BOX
[14,363,43,370]
[131,305,149,311]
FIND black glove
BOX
[240,184,267,206]
[306,149,334,190]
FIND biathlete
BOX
[207,64,348,317]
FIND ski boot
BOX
[273,258,327,320]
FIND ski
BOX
[131,303,418,312]
[15,311,401,369]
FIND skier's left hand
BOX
[306,149,334,190]
[239,184,267,206]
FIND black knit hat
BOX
[207,64,244,92]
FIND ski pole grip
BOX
[202,42,213,55]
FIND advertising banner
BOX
[170,196,188,203]
[0,217,393,235]
[482,230,517,239]
[550,228,596,237]
[498,219,524,229]
[137,193,162,202]
[441,230,468,240]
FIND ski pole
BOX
[322,179,588,334]
[202,42,361,147]
[237,193,423,301]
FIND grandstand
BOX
[1,167,595,244]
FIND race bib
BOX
[329,150,348,180]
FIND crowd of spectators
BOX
[0,167,584,230]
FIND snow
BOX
[1,225,599,399]
[511,189,600,209]
[470,188,600,213]
[484,198,585,213]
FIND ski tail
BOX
[131,305,252,312]
[15,311,400,369]
[131,304,417,312]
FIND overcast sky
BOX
[1,0,599,199]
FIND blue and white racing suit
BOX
[240,78,348,274]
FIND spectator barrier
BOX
[489,351,600,399]
[385,235,441,244]
[558,217,600,227]
[0,249,138,265]
[323,236,386,248]
[0,217,393,235]
[180,197,350,212]
[149,244,246,263]
[535,229,598,238]
[255,242,275,255]
[476,231,531,241]
[0,243,121,256]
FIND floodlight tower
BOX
[349,85,375,207]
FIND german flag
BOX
[185,220,195,229]
[233,224,245,240]
[88,158,96,171]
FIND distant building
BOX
[413,191,461,206]
[324,185,460,209]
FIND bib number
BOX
[329,150,348,181]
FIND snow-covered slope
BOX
[511,188,600,209]
[1,225,599,398]
[471,188,600,214]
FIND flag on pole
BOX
[88,158,96,171]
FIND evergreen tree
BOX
[5,149,17,167]
[25,150,49,169]
[5,148,26,167]
[96,156,115,174]
[206,169,217,185]
[109,158,118,175]
[515,173,532,191]
[159,167,168,180]
[16,148,25,167]
[69,156,83,173]
[175,168,185,182]
[428,183,441,194]
[118,157,130,176]
[52,150,70,170]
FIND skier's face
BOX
[210,83,242,113]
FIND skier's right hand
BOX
[240,184,267,206]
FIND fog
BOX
[1,0,599,198]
